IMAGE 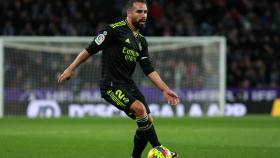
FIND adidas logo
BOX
[125,38,130,43]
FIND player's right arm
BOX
[58,49,90,84]
[58,25,115,84]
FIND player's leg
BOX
[100,84,174,157]
[100,85,151,158]
[129,91,155,158]
[132,95,178,158]
[130,100,161,147]
[131,113,153,158]
[131,104,179,158]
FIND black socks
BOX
[136,114,161,147]
[131,130,148,158]
[132,114,161,158]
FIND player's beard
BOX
[132,18,146,30]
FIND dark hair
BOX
[126,0,147,10]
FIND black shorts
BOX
[100,82,151,119]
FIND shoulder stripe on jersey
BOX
[110,20,126,28]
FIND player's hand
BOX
[58,68,74,84]
[163,89,180,106]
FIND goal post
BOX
[147,37,226,116]
[0,39,4,118]
[0,36,226,118]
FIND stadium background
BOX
[0,1,280,158]
[1,0,280,117]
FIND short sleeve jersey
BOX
[86,20,154,85]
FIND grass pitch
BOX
[0,116,279,158]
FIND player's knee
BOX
[131,100,146,116]
[148,114,153,123]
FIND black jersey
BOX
[86,20,154,85]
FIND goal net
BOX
[0,36,226,118]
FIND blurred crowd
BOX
[2,0,280,88]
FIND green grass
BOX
[0,116,280,158]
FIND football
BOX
[147,145,172,158]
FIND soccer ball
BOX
[147,145,172,158]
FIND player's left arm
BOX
[138,38,179,106]
[147,71,179,106]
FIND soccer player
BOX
[58,0,179,157]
